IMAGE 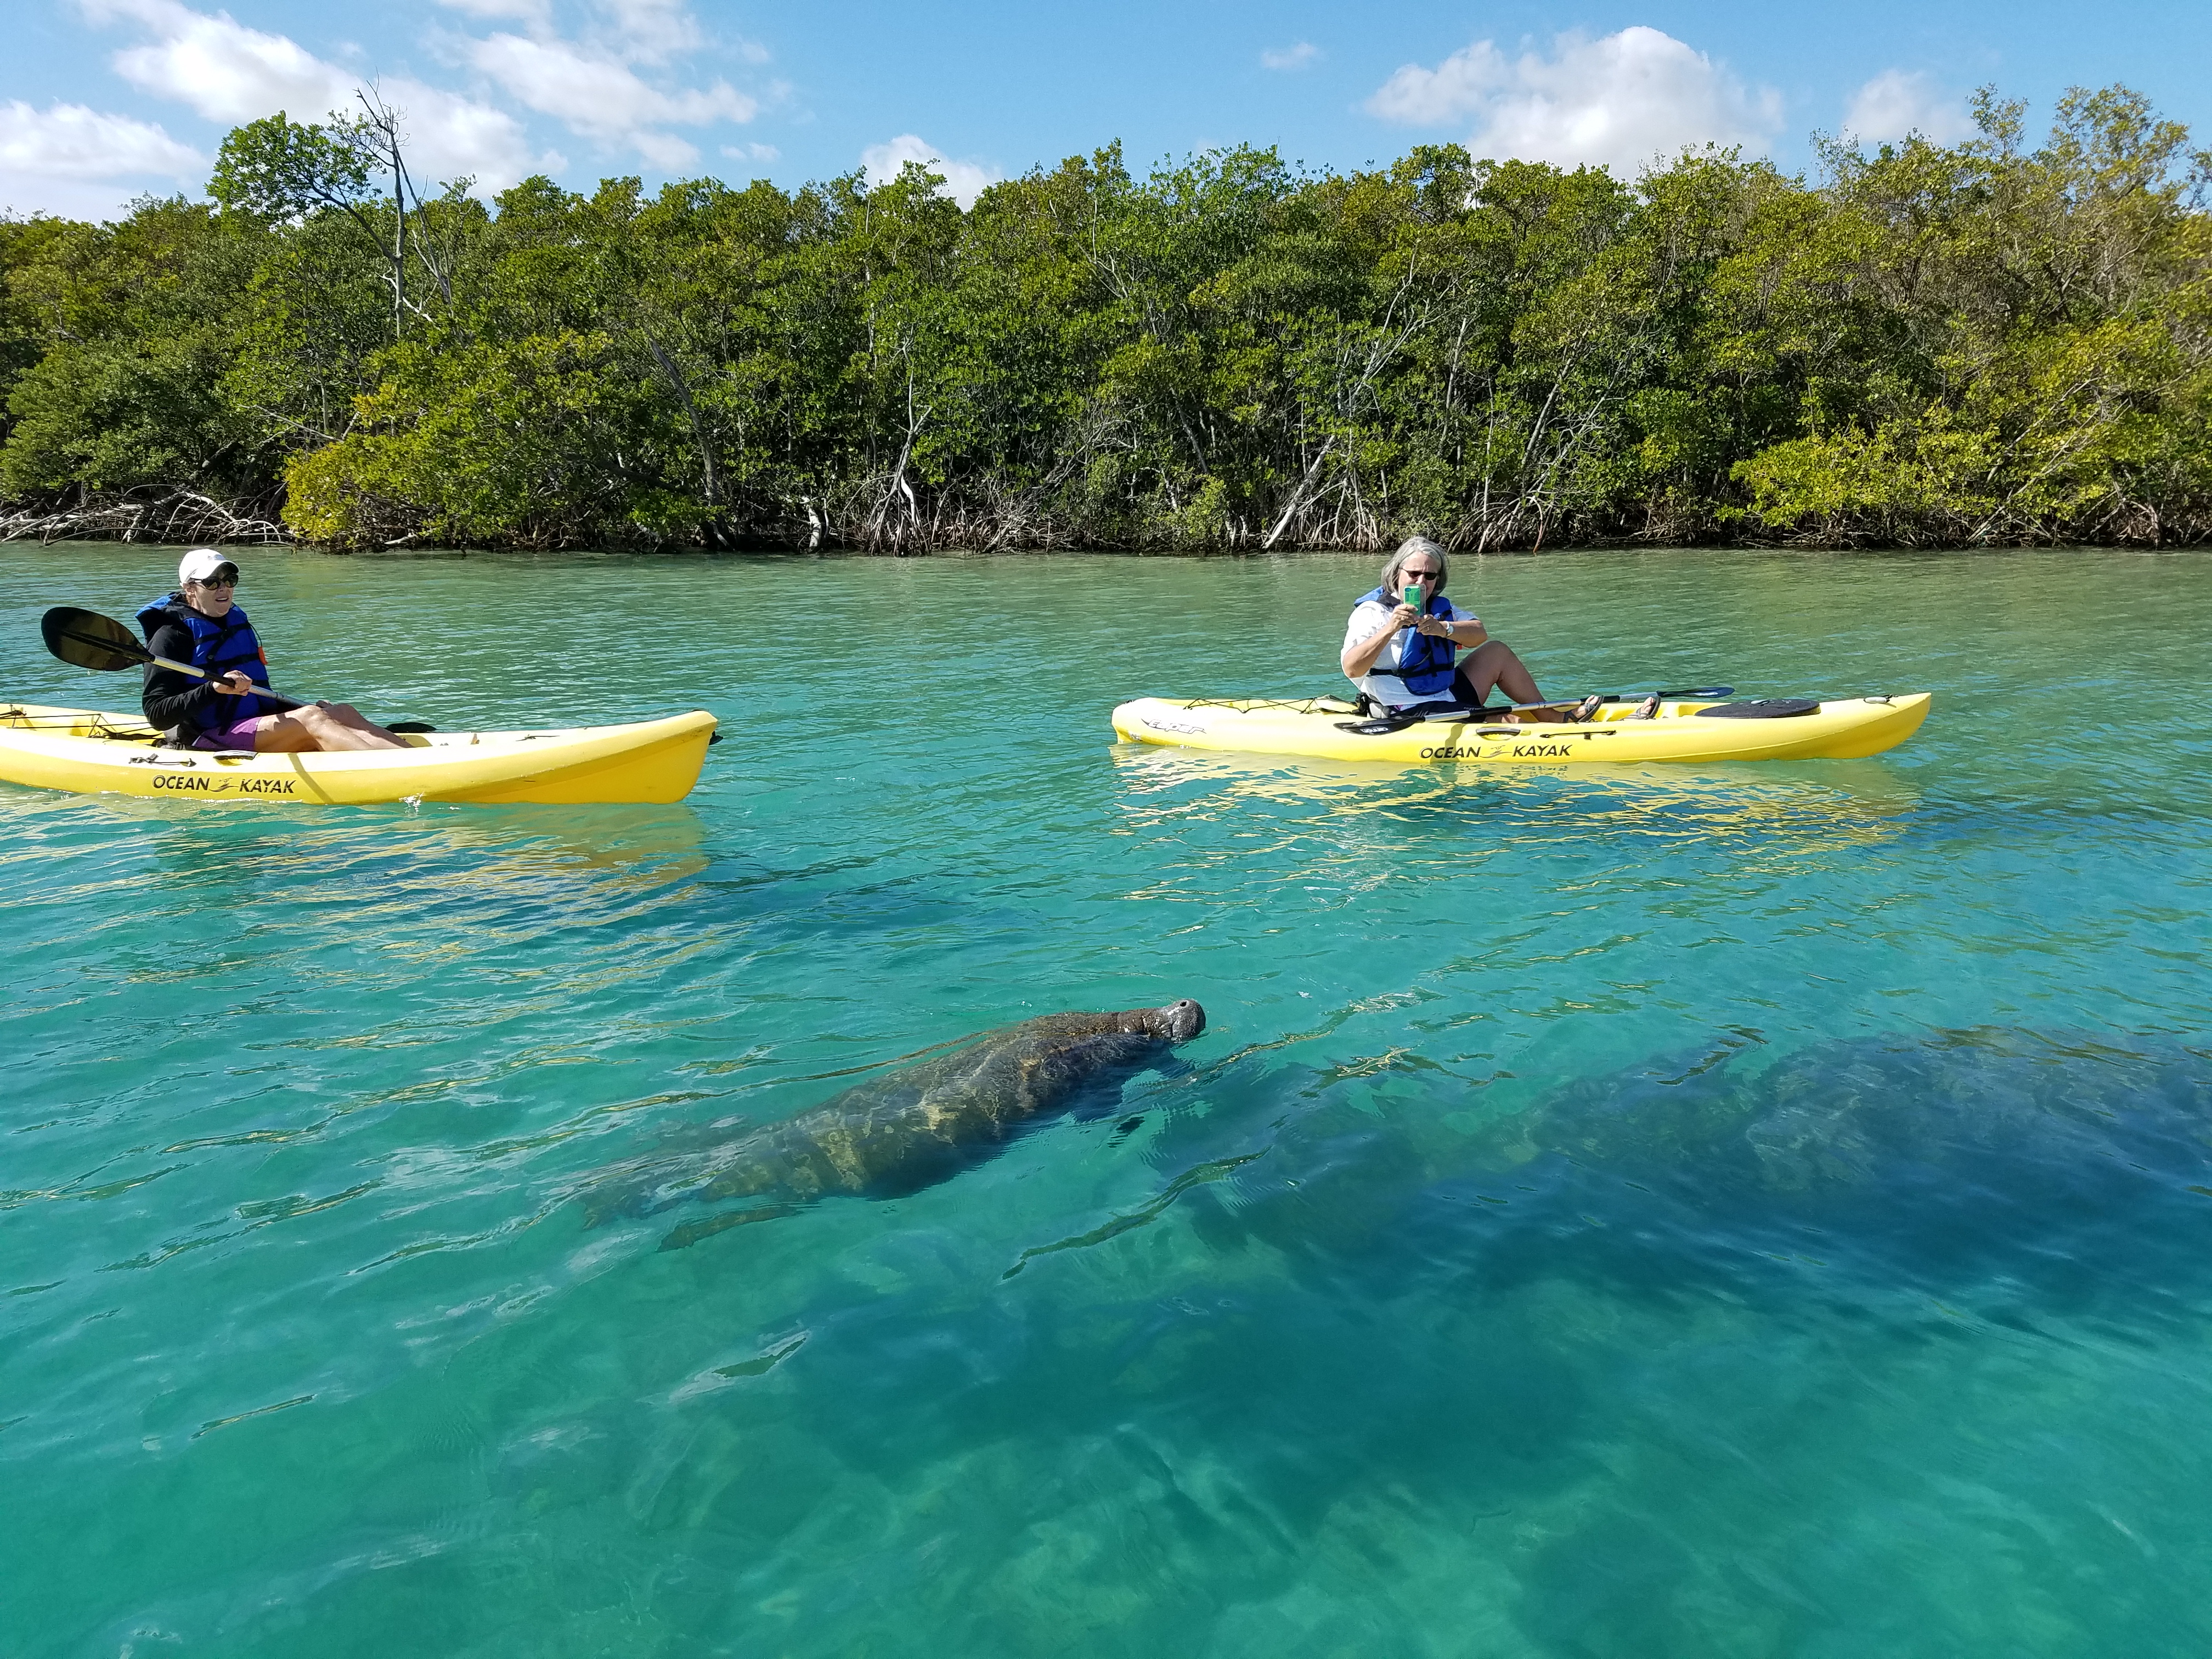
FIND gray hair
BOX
[1380,535,1448,597]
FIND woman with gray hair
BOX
[1340,537,1552,714]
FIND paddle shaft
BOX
[139,650,306,714]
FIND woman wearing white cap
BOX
[136,550,407,752]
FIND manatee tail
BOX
[577,1128,791,1232]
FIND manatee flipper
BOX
[575,1184,631,1232]
[660,1201,806,1251]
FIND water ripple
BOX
[4,546,2211,1657]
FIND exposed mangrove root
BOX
[0,489,291,547]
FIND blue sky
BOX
[3,0,2206,219]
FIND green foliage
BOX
[1719,87,2212,544]
[5,87,2210,548]
[209,113,373,224]
[2,198,270,499]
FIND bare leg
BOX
[1454,640,1542,706]
[253,703,409,753]
[313,703,409,749]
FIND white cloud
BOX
[1366,26,1781,174]
[860,134,1001,208]
[433,0,551,22]
[80,0,537,189]
[0,99,202,216]
[722,140,778,163]
[633,131,697,168]
[87,0,353,121]
[1842,70,1972,145]
[1261,42,1321,72]
[78,0,766,187]
[595,0,700,62]
[466,31,753,162]
[0,98,201,179]
[399,91,546,187]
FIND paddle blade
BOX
[42,607,152,673]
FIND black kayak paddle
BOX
[39,606,434,732]
[44,605,304,710]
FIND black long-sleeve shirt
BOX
[141,613,228,734]
[139,601,294,735]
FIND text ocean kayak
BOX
[0,704,716,804]
[1111,693,1929,765]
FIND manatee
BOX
[1475,1029,2212,1321]
[586,999,1206,1249]
[1147,1026,2212,1319]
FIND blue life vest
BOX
[134,594,271,727]
[1355,585,1458,697]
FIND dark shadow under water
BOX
[1175,1025,2212,1334]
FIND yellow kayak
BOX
[0,704,717,804]
[1111,693,1930,765]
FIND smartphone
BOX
[1402,583,1422,608]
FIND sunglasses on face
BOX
[1402,568,1441,583]
[192,573,239,588]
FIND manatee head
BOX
[1124,998,1205,1043]
[1045,1000,1205,1046]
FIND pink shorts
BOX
[193,713,283,752]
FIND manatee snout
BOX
[1153,998,1205,1042]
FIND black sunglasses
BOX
[1402,568,1441,583]
[192,571,240,587]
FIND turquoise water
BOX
[3,544,2209,1657]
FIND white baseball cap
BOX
[178,548,239,584]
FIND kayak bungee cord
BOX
[0,707,163,741]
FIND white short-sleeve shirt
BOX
[1343,596,1476,706]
